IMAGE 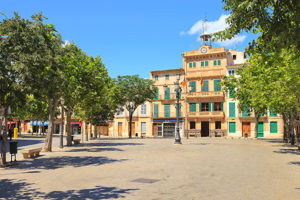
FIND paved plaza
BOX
[1,136,300,200]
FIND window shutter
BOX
[199,103,202,112]
[165,87,170,99]
[218,60,221,65]
[270,122,277,133]
[189,103,196,112]
[270,109,277,116]
[221,102,223,111]
[193,62,196,67]
[229,88,235,98]
[229,102,236,117]
[212,102,215,111]
[189,81,196,92]
[154,88,159,100]
[214,80,221,91]
[205,61,208,66]
[201,61,204,67]
[189,62,192,68]
[208,102,211,111]
[214,60,217,66]
[164,104,170,117]
[154,104,159,117]
[229,122,236,133]
[258,122,264,133]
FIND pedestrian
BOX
[8,128,13,141]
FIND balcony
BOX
[186,69,226,79]
[186,91,224,99]
[188,111,225,118]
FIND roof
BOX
[150,68,184,74]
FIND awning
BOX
[71,121,82,126]
[30,121,49,126]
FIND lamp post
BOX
[187,84,194,138]
[60,97,65,148]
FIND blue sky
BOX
[2,0,255,78]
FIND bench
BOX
[73,139,81,145]
[21,148,42,159]
[141,133,146,138]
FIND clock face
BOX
[201,47,207,53]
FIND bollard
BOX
[14,128,18,139]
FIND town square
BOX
[0,0,300,199]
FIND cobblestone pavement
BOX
[0,137,300,200]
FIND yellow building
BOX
[109,32,283,139]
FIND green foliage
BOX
[214,0,300,52]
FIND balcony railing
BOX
[186,91,224,98]
[188,111,225,118]
[186,69,226,79]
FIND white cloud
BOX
[183,14,246,47]
[62,40,70,47]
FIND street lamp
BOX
[60,97,65,148]
[174,75,182,144]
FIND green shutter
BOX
[270,109,277,116]
[214,60,217,66]
[270,122,278,133]
[214,80,221,91]
[221,102,223,111]
[205,61,208,66]
[229,102,236,117]
[189,81,196,92]
[212,102,215,111]
[202,80,209,91]
[193,62,196,67]
[165,87,170,99]
[199,103,202,112]
[218,60,221,65]
[164,104,170,117]
[189,103,196,112]
[229,122,236,133]
[258,122,264,133]
[154,88,159,100]
[201,61,204,67]
[208,102,211,111]
[242,110,248,117]
[154,104,159,117]
[229,88,235,98]
[189,62,192,68]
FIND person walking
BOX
[8,128,13,141]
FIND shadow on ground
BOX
[273,149,300,155]
[81,142,144,148]
[10,156,127,170]
[0,139,44,153]
[289,162,300,166]
[0,179,138,200]
[66,147,124,152]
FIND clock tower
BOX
[200,17,212,47]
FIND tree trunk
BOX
[289,114,295,145]
[42,121,45,135]
[94,125,97,139]
[0,108,8,166]
[282,113,288,142]
[90,123,92,138]
[129,112,133,138]
[44,98,58,152]
[66,110,72,146]
[254,112,260,138]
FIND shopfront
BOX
[152,119,183,137]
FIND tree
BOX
[214,0,300,52]
[117,75,155,138]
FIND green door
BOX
[257,122,264,137]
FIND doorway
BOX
[118,122,122,136]
[201,121,209,137]
[242,122,251,137]
[163,123,175,137]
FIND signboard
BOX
[152,119,183,123]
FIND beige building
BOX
[109,32,283,139]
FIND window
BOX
[270,122,278,133]
[205,61,208,66]
[215,121,221,129]
[154,75,158,80]
[164,104,170,117]
[213,102,223,111]
[190,121,196,129]
[218,60,221,65]
[189,62,196,68]
[202,80,209,91]
[193,62,196,67]
[214,80,221,91]
[117,106,123,116]
[201,61,209,67]
[189,103,196,112]
[141,122,146,133]
[229,102,236,117]
[201,102,210,112]
[189,81,196,92]
[141,104,147,115]
[164,87,170,100]
[154,104,159,117]
[165,74,169,80]
[233,55,236,60]
[270,109,277,117]
[228,69,235,75]
[176,103,181,117]
[229,122,236,133]
[213,60,221,66]
[229,88,235,98]
[201,61,204,67]
[154,88,159,100]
